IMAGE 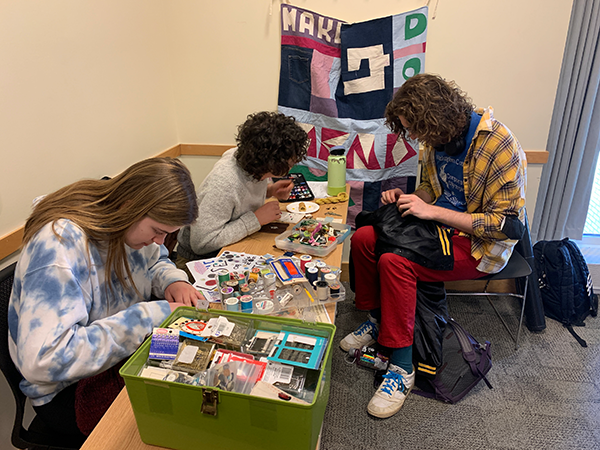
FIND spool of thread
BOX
[329,283,341,295]
[299,254,313,272]
[304,261,316,276]
[240,284,250,295]
[315,261,327,270]
[264,272,277,288]
[240,295,253,313]
[319,267,332,280]
[315,280,329,301]
[324,273,337,284]
[307,267,319,287]
[225,297,239,311]
[255,300,274,315]
[217,269,230,287]
[220,286,234,300]
[292,284,303,296]
[248,270,259,283]
[225,280,239,292]
[328,265,341,280]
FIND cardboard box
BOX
[120,307,335,450]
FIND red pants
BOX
[351,226,486,348]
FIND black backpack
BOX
[533,238,597,347]
[412,317,493,404]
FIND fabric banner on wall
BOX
[278,4,428,226]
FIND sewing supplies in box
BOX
[138,313,329,404]
[184,253,345,315]
[274,219,351,257]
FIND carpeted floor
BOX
[320,283,600,450]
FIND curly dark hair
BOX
[384,73,474,147]
[235,111,309,180]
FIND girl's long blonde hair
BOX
[23,157,198,294]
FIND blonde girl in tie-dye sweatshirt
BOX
[8,157,202,438]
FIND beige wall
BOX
[0,0,572,258]
[0,1,179,237]
[170,0,572,151]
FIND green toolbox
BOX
[119,307,336,450]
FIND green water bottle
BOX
[327,146,346,196]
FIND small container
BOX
[279,292,294,308]
[348,346,389,371]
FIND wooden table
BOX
[80,189,349,450]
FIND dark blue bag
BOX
[412,318,493,404]
[533,238,597,347]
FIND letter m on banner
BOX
[278,5,428,227]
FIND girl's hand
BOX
[165,281,204,307]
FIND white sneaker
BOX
[367,364,415,419]
[339,316,379,352]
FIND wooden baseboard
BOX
[0,144,547,263]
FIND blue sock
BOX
[369,308,381,323]
[389,346,413,374]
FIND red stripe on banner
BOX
[282,35,341,58]
[393,42,426,59]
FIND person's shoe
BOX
[339,315,379,351]
[367,364,415,419]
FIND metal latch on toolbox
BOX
[201,388,219,416]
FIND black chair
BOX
[448,215,535,350]
[0,262,83,450]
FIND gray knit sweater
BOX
[177,148,267,260]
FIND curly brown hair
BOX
[384,73,474,147]
[235,111,309,180]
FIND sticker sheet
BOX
[186,251,269,294]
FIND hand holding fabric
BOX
[381,188,405,205]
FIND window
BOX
[577,157,600,264]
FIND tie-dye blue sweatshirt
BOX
[8,219,181,406]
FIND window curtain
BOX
[531,0,600,242]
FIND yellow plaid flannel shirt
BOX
[417,107,527,274]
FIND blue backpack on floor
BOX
[533,238,597,347]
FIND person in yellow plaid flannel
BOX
[342,73,527,419]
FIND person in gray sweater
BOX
[176,111,309,269]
